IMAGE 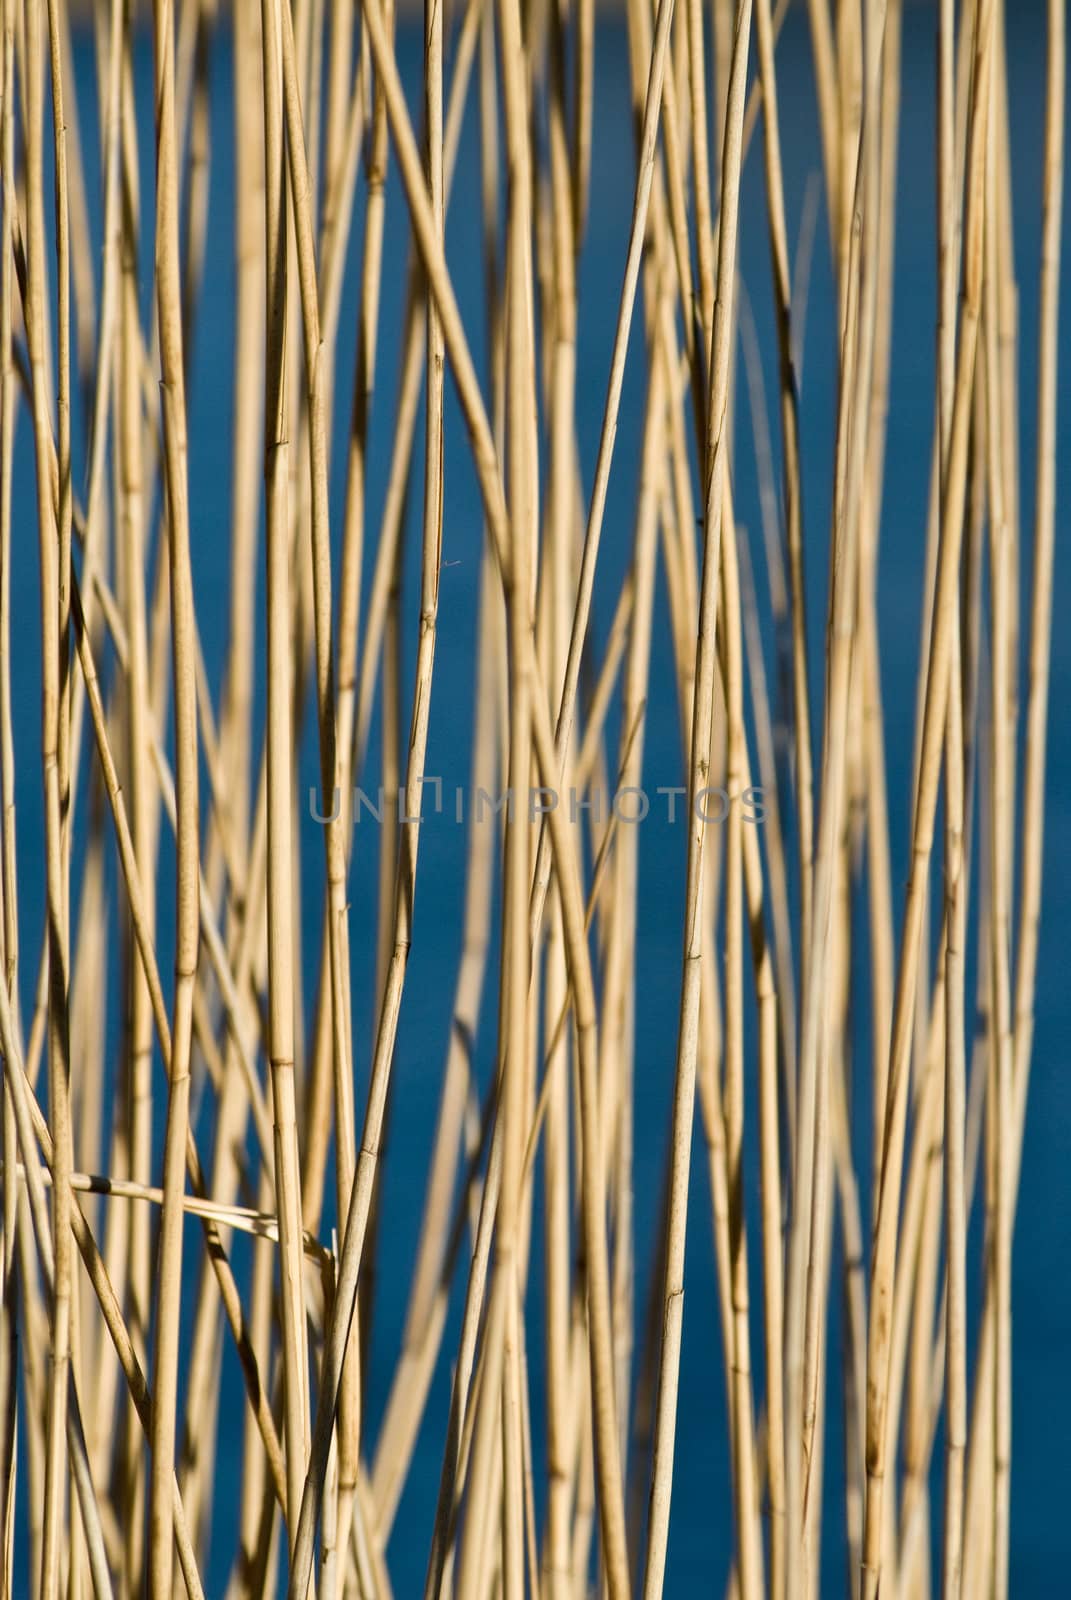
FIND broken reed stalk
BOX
[0,1,1063,1598]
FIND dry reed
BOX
[0,0,1064,1596]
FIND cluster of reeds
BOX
[0,0,1064,1594]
